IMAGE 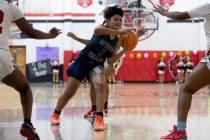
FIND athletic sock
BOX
[24,119,33,126]
[96,112,103,117]
[177,122,186,131]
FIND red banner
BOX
[159,0,174,8]
[77,0,92,8]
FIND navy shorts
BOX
[67,56,104,81]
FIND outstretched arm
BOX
[107,35,126,65]
[136,26,146,38]
[67,32,90,45]
[15,17,61,39]
[155,6,190,20]
[94,26,127,38]
[148,0,190,20]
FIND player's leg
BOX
[104,64,115,115]
[178,63,210,122]
[50,77,81,125]
[2,67,40,140]
[161,63,210,140]
[84,63,115,118]
[51,58,84,125]
[90,66,106,131]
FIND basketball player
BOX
[50,6,145,131]
[67,31,124,117]
[150,2,210,140]
[0,0,61,139]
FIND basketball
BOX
[121,31,138,51]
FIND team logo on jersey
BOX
[77,0,92,8]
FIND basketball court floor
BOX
[0,82,210,140]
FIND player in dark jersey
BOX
[50,6,130,131]
[67,31,127,117]
[66,21,145,119]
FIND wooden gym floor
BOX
[0,82,210,140]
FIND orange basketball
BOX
[121,31,138,51]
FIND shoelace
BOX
[168,128,184,139]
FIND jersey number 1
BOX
[0,10,4,34]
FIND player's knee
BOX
[180,84,195,95]
[94,81,106,90]
[16,84,31,95]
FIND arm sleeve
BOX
[188,3,210,18]
[9,4,24,21]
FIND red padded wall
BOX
[63,50,205,82]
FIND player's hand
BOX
[106,58,114,66]
[154,4,168,16]
[49,27,61,38]
[67,32,78,40]
[148,0,168,16]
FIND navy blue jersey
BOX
[67,34,119,81]
[79,35,118,65]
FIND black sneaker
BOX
[20,122,40,140]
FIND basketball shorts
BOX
[0,49,16,80]
[67,56,104,81]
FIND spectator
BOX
[185,56,194,81]
[176,56,185,84]
[52,59,59,83]
[157,57,166,83]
